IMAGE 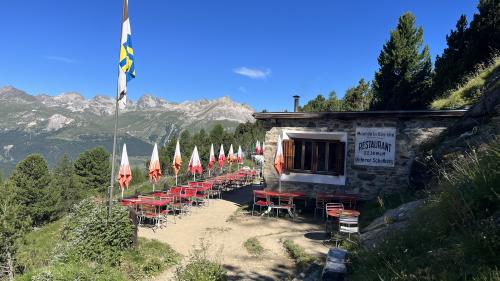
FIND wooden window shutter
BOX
[335,142,346,175]
[283,139,294,173]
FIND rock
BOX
[361,200,424,249]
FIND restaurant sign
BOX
[354,127,396,167]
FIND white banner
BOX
[354,127,396,167]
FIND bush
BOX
[175,242,226,281]
[59,199,134,265]
[350,141,500,280]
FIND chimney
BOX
[293,95,300,112]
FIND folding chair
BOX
[252,190,272,216]
[159,196,176,224]
[314,193,327,219]
[138,204,159,227]
[339,214,359,240]
[325,203,344,233]
[273,196,296,219]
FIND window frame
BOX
[290,138,345,176]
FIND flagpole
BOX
[109,0,126,217]
[109,89,120,217]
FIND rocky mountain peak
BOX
[0,86,37,102]
[137,94,168,109]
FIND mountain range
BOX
[0,86,255,174]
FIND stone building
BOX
[254,103,466,200]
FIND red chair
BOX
[315,193,328,219]
[252,190,272,216]
[325,203,344,233]
[159,196,176,224]
[272,196,296,219]
[183,188,198,212]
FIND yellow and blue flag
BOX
[117,0,135,107]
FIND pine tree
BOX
[432,15,470,98]
[74,147,111,194]
[52,154,83,213]
[8,154,55,226]
[0,182,31,280]
[372,12,432,110]
[432,0,500,98]
[343,79,372,111]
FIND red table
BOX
[258,190,300,217]
[327,209,360,218]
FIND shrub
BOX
[59,199,134,265]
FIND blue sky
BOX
[0,1,478,111]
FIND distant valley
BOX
[0,86,255,174]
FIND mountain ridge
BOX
[0,86,255,174]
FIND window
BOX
[283,138,345,176]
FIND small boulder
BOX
[361,200,424,249]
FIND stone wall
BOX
[262,117,458,200]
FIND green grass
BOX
[282,239,316,270]
[431,56,500,109]
[175,241,227,281]
[349,141,500,280]
[243,237,264,256]
[120,238,180,280]
[17,218,66,273]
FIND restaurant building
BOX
[253,97,466,200]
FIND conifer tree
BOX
[8,154,55,226]
[74,147,111,194]
[52,154,83,213]
[343,79,372,111]
[0,182,31,280]
[372,12,432,109]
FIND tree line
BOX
[300,0,499,111]
[0,148,111,279]
[159,122,266,177]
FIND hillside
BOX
[351,59,500,280]
[0,86,255,174]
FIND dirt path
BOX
[139,188,328,280]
